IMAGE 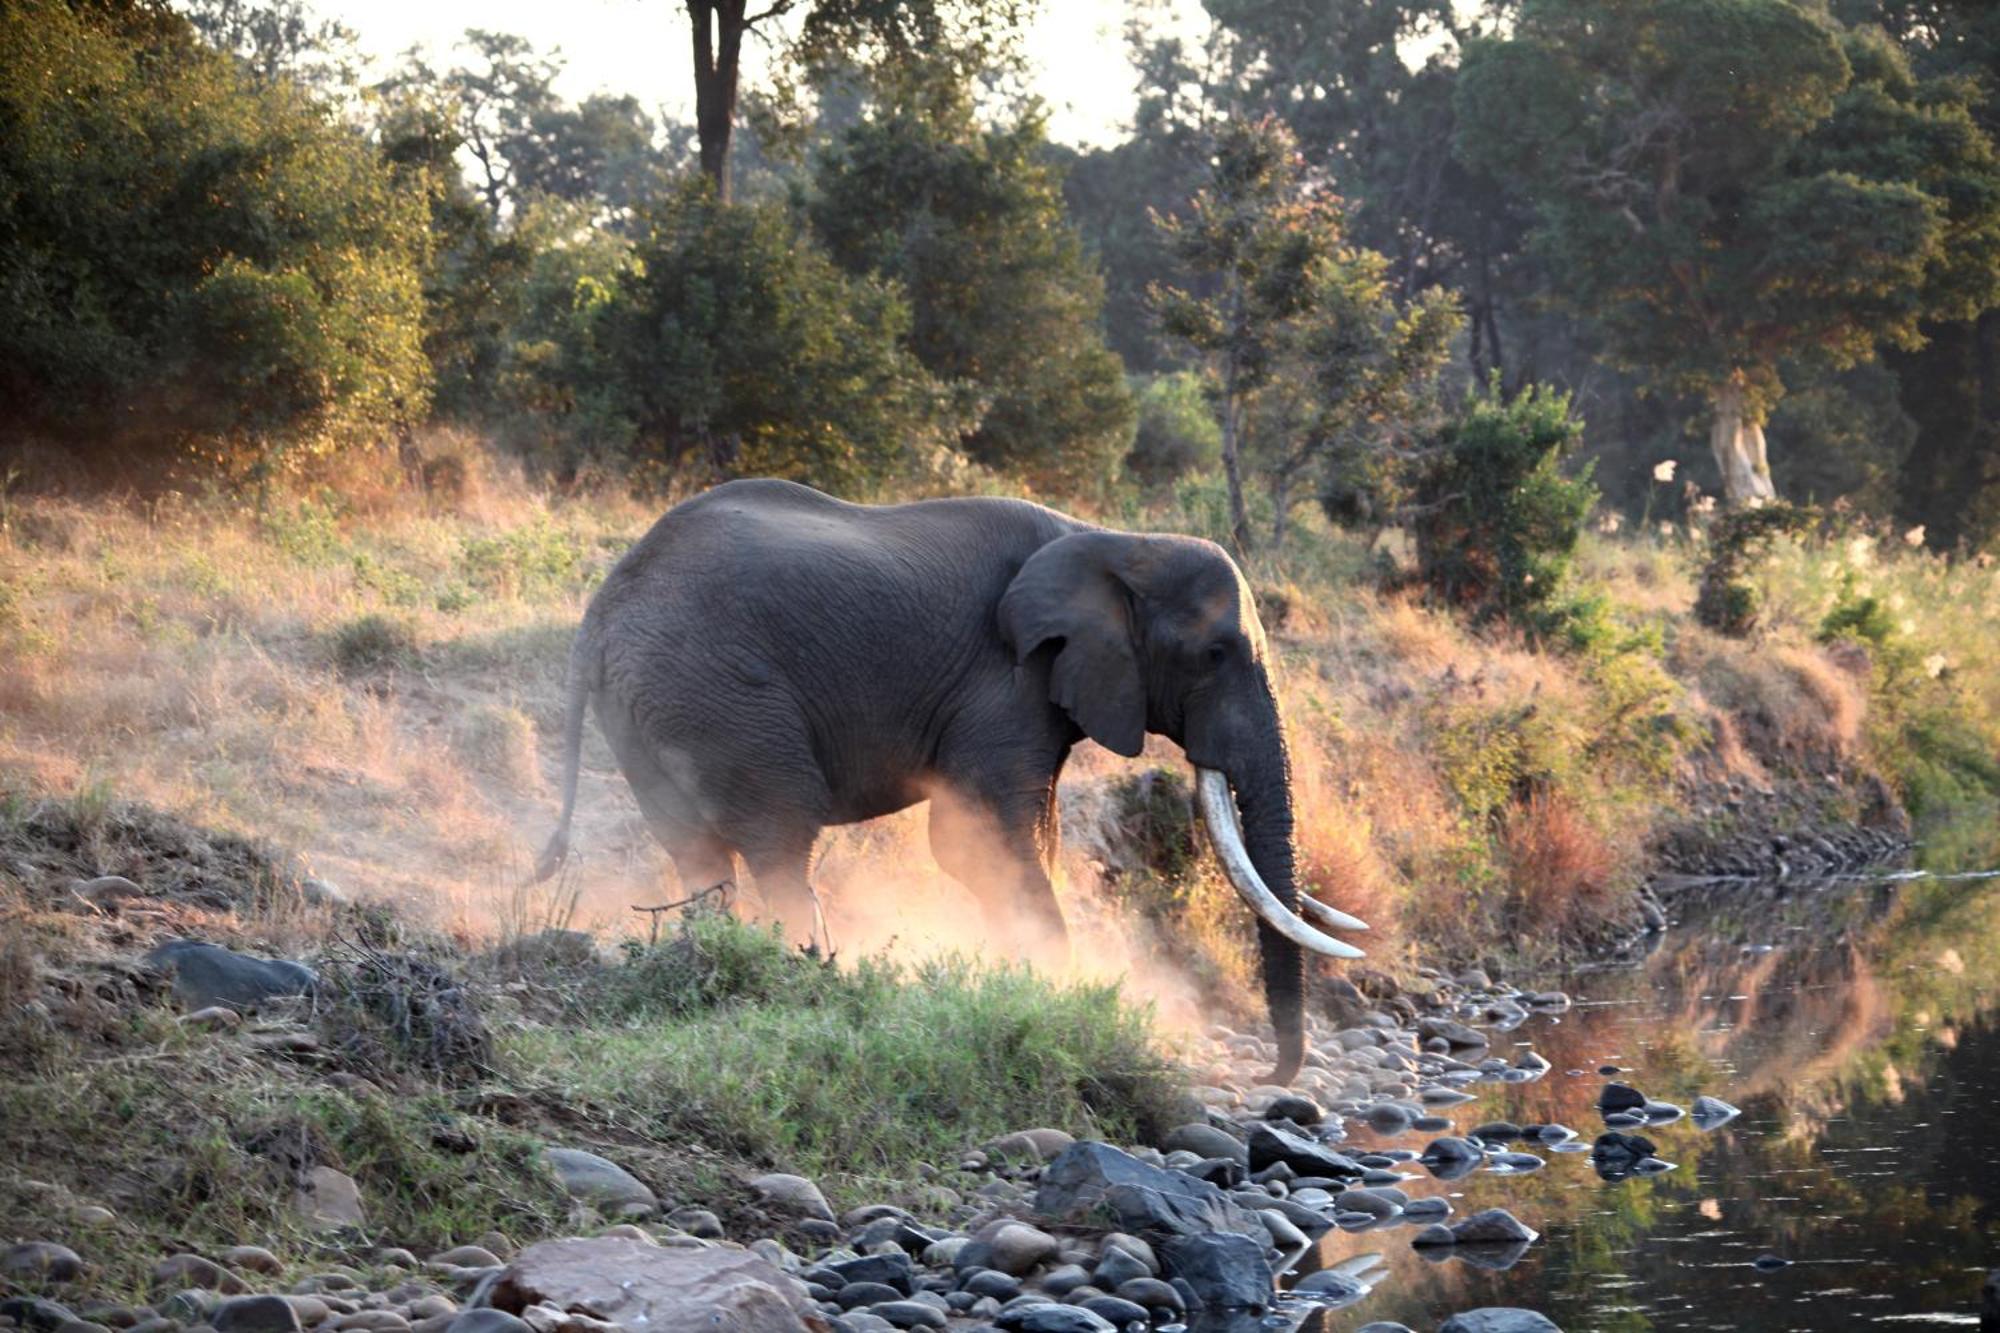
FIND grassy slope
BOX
[5,442,1998,1293]
[2,446,1993,969]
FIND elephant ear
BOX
[998,532,1147,757]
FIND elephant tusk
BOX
[1300,893,1371,933]
[1195,768,1364,960]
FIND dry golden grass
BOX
[1501,791,1620,934]
[0,441,658,941]
[4,443,1974,976]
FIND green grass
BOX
[0,1055,571,1299]
[326,611,419,674]
[516,913,1189,1201]
[0,889,1185,1294]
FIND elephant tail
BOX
[532,624,598,883]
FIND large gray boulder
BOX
[1033,1142,1264,1241]
[1243,1122,1362,1178]
[1158,1232,1272,1311]
[1437,1310,1563,1332]
[542,1149,657,1216]
[143,940,315,1012]
[488,1237,829,1333]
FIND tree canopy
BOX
[0,0,431,478]
[810,83,1133,494]
[1456,0,2000,503]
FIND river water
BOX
[1288,860,2000,1332]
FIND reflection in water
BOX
[1284,865,2000,1331]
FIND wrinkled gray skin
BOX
[536,478,1311,1083]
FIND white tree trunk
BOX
[1709,375,1776,506]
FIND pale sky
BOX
[317,0,1212,148]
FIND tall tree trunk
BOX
[1220,280,1254,554]
[1709,373,1777,506]
[689,0,748,203]
[1270,470,1292,549]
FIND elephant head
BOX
[999,530,1366,1084]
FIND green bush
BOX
[1414,380,1597,636]
[601,180,958,492]
[328,613,418,674]
[542,913,1186,1192]
[0,2,430,476]
[1125,373,1222,489]
[1696,503,1815,636]
[1818,571,1900,648]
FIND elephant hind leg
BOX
[611,736,739,899]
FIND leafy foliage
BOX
[1695,502,1817,635]
[602,181,956,491]
[810,88,1134,493]
[0,1,431,477]
[1413,380,1597,632]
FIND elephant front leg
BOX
[927,781,1070,967]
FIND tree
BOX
[1268,248,1461,545]
[1457,0,2000,505]
[809,84,1134,494]
[381,32,561,220]
[1150,118,1329,551]
[0,0,430,478]
[680,0,1028,203]
[1836,0,2000,546]
[1151,117,1459,550]
[1201,0,1535,386]
[601,180,958,490]
[182,0,359,92]
[510,93,682,214]
[1125,372,1221,489]
[1056,22,1219,372]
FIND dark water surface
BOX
[1286,863,2000,1332]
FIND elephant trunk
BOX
[1234,747,1308,1087]
[1192,682,1367,1085]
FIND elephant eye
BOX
[1206,641,1228,666]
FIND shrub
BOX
[328,613,418,674]
[1413,380,1597,636]
[1125,373,1221,489]
[1818,571,1900,648]
[0,3,430,478]
[540,913,1186,1194]
[1696,502,1815,635]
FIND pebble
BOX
[985,1224,1058,1277]
[152,1256,248,1294]
[209,1300,305,1333]
[4,1244,85,1282]
[748,1173,834,1221]
[220,1249,283,1277]
[1691,1095,1741,1126]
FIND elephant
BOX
[533,477,1366,1083]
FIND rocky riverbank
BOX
[4,944,1745,1333]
